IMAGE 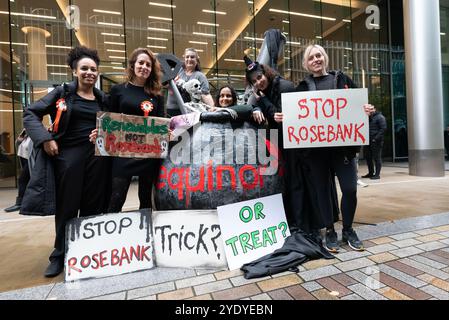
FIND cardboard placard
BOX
[95,111,170,158]
[65,210,154,281]
[217,194,290,270]
[152,210,227,268]
[282,88,369,148]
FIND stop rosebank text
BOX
[286,96,367,145]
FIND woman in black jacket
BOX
[295,44,373,253]
[106,48,166,213]
[23,46,110,277]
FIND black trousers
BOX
[50,143,109,260]
[364,140,384,176]
[304,150,358,230]
[107,175,154,213]
[17,157,30,202]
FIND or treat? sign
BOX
[64,210,154,281]
[95,111,170,158]
[281,88,369,148]
[217,194,290,270]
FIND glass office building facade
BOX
[0,0,448,188]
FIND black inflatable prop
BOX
[155,33,286,210]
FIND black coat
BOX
[20,81,109,216]
[369,111,387,142]
[241,230,333,279]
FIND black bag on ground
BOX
[240,230,334,279]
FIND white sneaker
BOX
[357,179,368,188]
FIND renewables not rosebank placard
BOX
[64,210,154,281]
[95,111,170,158]
[281,88,369,149]
[217,194,290,270]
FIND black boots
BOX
[44,257,64,277]
[4,197,22,212]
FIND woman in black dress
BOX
[295,44,373,252]
[23,46,110,277]
[107,48,165,212]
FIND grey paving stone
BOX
[347,283,387,300]
[135,295,157,300]
[356,213,449,241]
[301,281,323,292]
[46,267,195,300]
[415,229,440,236]
[409,255,447,270]
[400,258,449,280]
[194,279,233,296]
[334,250,371,262]
[334,257,376,272]
[127,281,175,300]
[415,241,447,252]
[439,239,449,245]
[347,270,386,290]
[250,293,272,300]
[271,267,306,277]
[367,244,399,255]
[87,292,126,300]
[378,264,427,288]
[195,268,223,276]
[298,265,342,282]
[390,232,420,241]
[391,239,422,248]
[390,246,425,258]
[420,285,449,300]
[229,275,271,287]
[439,231,449,238]
[176,274,216,289]
[0,284,55,300]
[341,293,364,300]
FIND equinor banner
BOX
[95,112,170,158]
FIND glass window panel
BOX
[71,0,125,86]
[173,0,217,86]
[214,0,256,93]
[441,1,449,135]
[288,0,323,84]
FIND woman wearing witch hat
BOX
[244,56,326,239]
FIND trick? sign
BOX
[281,88,369,149]
[217,194,290,270]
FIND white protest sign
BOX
[217,194,290,270]
[153,210,227,268]
[282,88,369,148]
[65,210,154,281]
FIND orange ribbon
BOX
[140,100,154,117]
[53,98,67,133]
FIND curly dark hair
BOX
[66,46,100,70]
[125,48,162,96]
[245,63,278,88]
[215,85,237,107]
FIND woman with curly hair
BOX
[23,46,110,277]
[107,48,166,213]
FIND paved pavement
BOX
[1,164,449,301]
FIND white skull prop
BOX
[182,79,202,102]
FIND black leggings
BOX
[107,175,154,213]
